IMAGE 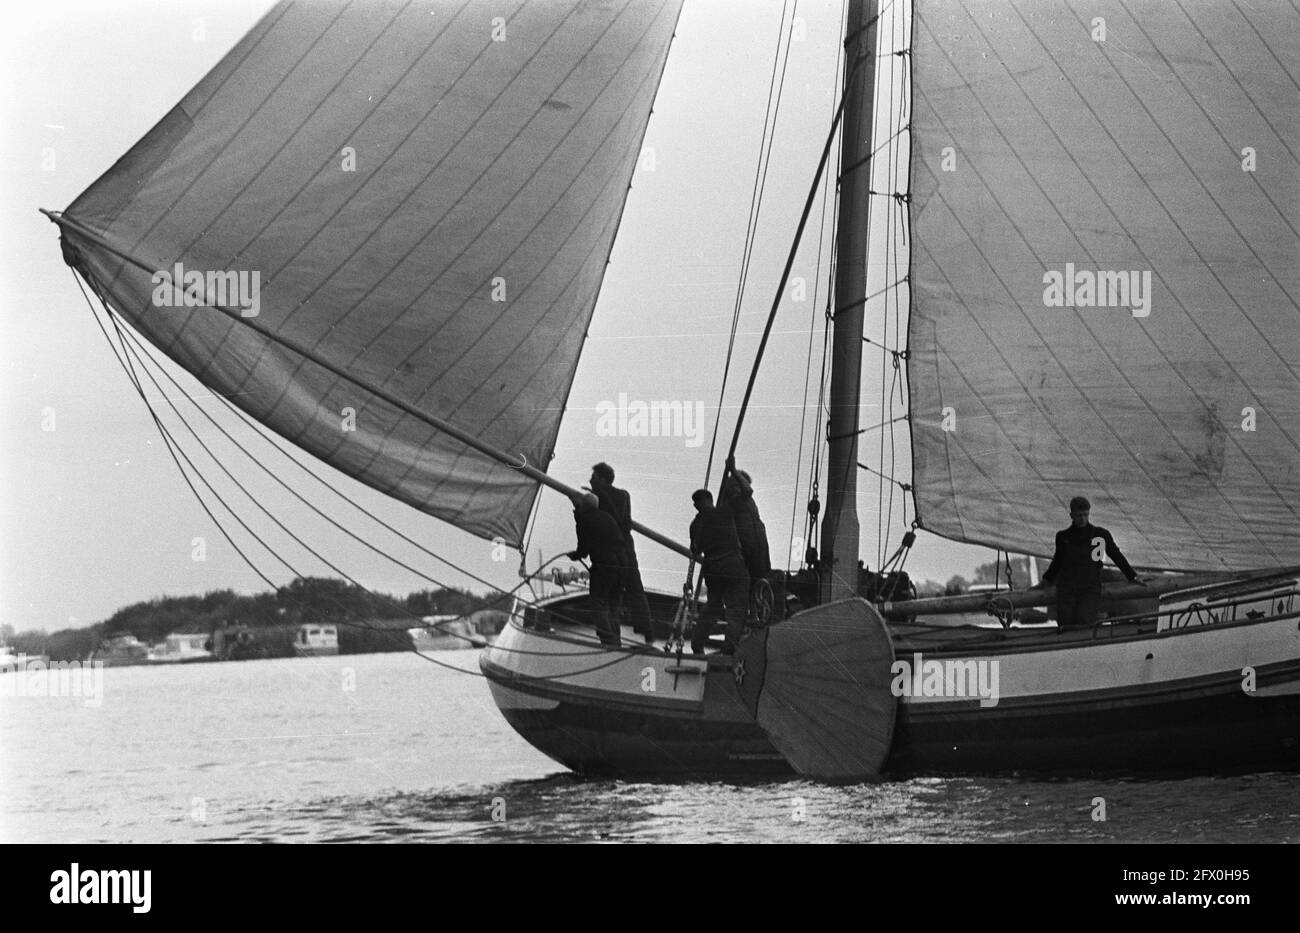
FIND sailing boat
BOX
[46,0,1299,779]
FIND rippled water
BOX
[2,652,1297,843]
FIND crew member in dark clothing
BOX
[568,490,628,647]
[1039,496,1143,628]
[720,468,771,581]
[689,489,750,654]
[589,462,654,642]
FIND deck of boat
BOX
[519,585,1165,656]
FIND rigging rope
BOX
[785,0,847,576]
[857,460,911,493]
[126,325,560,620]
[861,334,907,359]
[722,41,872,472]
[875,0,896,566]
[110,299,617,653]
[99,301,483,676]
[75,274,282,590]
[801,0,849,574]
[75,271,638,668]
[45,209,682,562]
[882,0,912,559]
[826,414,908,441]
[703,0,796,489]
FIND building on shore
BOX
[147,632,214,664]
[294,623,339,657]
[90,634,150,667]
[0,644,48,670]
[211,624,296,661]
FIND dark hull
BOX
[491,696,790,778]
[488,672,1300,778]
[891,680,1300,775]
[483,589,1300,778]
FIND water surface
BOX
[2,652,1296,842]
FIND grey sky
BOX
[2,0,990,634]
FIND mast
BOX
[820,0,878,602]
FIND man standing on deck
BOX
[568,490,628,648]
[689,489,750,654]
[720,468,771,582]
[589,462,655,643]
[1038,496,1143,628]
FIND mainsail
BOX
[908,0,1300,570]
[58,0,682,548]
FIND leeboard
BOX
[735,598,896,781]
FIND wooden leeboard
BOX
[736,598,896,781]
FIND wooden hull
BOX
[889,626,1300,774]
[484,680,788,778]
[892,676,1300,774]
[480,586,1300,778]
[480,614,787,777]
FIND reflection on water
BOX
[2,652,1297,842]
[217,774,1300,844]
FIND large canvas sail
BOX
[59,0,682,547]
[908,0,1300,570]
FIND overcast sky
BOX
[1,0,992,634]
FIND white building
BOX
[147,632,213,663]
[294,623,339,656]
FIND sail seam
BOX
[999,2,1299,536]
[912,8,1285,564]
[1146,0,1300,229]
[904,1,1289,563]
[1047,1,1300,387]
[1008,0,1300,424]
[96,0,355,305]
[204,2,574,390]
[87,271,643,660]
[408,6,684,501]
[239,3,673,517]
[912,225,1154,562]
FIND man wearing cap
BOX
[1039,496,1143,628]
[720,468,771,582]
[567,490,629,647]
[589,462,655,642]
[688,489,750,654]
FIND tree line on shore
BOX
[3,577,510,662]
[913,556,1035,598]
[5,556,1032,661]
